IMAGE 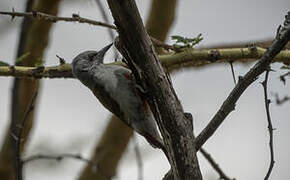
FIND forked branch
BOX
[195,12,290,150]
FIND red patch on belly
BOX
[124,73,149,113]
[124,73,130,80]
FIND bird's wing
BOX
[90,64,127,119]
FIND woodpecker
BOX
[71,44,164,150]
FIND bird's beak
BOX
[94,43,113,62]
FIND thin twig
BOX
[22,153,97,168]
[262,70,275,180]
[229,60,237,85]
[199,148,233,180]
[11,90,38,180]
[94,0,118,59]
[132,134,143,180]
[195,12,290,150]
[0,10,177,51]
[0,11,117,29]
[18,92,38,150]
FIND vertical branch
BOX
[94,0,118,59]
[107,1,202,179]
[11,2,36,180]
[0,0,62,179]
[78,0,177,179]
[261,70,275,180]
[0,1,35,179]
[195,13,290,150]
[12,91,38,180]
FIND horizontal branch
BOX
[0,46,289,78]
[0,64,73,78]
[0,11,116,29]
[3,10,289,54]
[160,47,290,70]
[0,10,171,51]
[22,153,98,168]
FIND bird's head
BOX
[72,43,113,86]
[72,43,112,74]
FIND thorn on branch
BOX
[72,13,79,18]
[56,55,66,65]
[22,153,99,171]
[228,60,237,85]
[262,70,275,180]
[247,43,258,52]
[11,7,15,21]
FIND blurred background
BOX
[0,0,290,179]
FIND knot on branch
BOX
[184,112,193,132]
[247,43,258,53]
[208,50,221,62]
[31,66,45,77]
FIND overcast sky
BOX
[0,0,290,179]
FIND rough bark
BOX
[1,46,290,79]
[107,0,202,179]
[78,0,177,179]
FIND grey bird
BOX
[71,44,164,150]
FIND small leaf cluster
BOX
[0,61,10,66]
[171,33,203,48]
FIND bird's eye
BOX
[88,53,97,61]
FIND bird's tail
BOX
[142,132,170,161]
